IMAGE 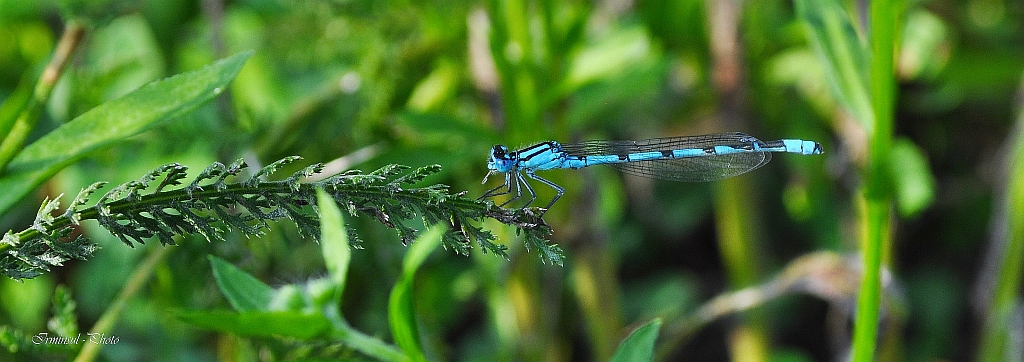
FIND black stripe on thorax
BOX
[516,141,559,161]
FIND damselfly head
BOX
[487,145,515,173]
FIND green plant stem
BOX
[0,20,86,172]
[852,0,899,360]
[853,197,889,360]
[976,105,1024,361]
[73,246,172,362]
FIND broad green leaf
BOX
[317,188,350,301]
[388,226,444,362]
[175,310,331,339]
[209,255,274,312]
[890,138,936,217]
[795,0,873,128]
[610,318,662,362]
[0,51,252,215]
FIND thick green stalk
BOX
[853,197,890,360]
[852,0,899,360]
[0,21,86,172]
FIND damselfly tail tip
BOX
[812,142,824,155]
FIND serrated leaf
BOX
[246,155,301,186]
[370,164,408,179]
[392,164,441,186]
[33,195,62,227]
[174,310,331,339]
[209,255,274,312]
[610,318,662,362]
[1,231,19,247]
[0,51,252,214]
[45,234,98,260]
[64,182,106,222]
[155,164,189,192]
[287,163,324,189]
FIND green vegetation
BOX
[1,0,1021,360]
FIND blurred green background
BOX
[1,0,1022,360]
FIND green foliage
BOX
[0,285,80,359]
[46,285,78,339]
[174,194,435,361]
[0,69,36,139]
[795,0,905,360]
[890,138,936,217]
[1,157,559,280]
[0,0,1017,360]
[794,0,872,127]
[610,318,662,362]
[389,226,443,362]
[317,188,351,302]
[0,51,252,214]
[175,310,332,340]
[210,255,275,312]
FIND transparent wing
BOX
[560,132,772,182]
[607,152,771,182]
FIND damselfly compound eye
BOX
[492,145,508,159]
